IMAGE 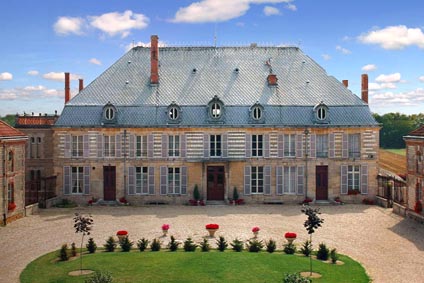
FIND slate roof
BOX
[56,45,378,128]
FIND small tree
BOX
[246,239,264,252]
[216,236,228,252]
[266,239,277,253]
[233,187,239,201]
[230,238,244,252]
[71,242,77,257]
[168,236,180,251]
[200,238,211,252]
[73,213,94,273]
[193,184,200,201]
[317,243,329,260]
[104,236,117,252]
[183,237,197,252]
[330,248,338,264]
[86,238,97,254]
[301,205,324,276]
[300,240,312,257]
[59,244,69,261]
[119,236,133,252]
[150,238,161,251]
[137,238,150,252]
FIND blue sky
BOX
[1,0,424,115]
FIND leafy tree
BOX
[73,213,94,273]
[301,205,324,276]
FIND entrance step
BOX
[96,199,120,206]
[206,200,226,206]
[314,200,332,206]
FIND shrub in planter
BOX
[168,236,180,252]
[266,239,277,253]
[200,238,210,252]
[230,238,244,252]
[137,238,149,252]
[59,244,69,261]
[283,243,296,254]
[233,187,239,201]
[300,240,312,257]
[86,237,97,254]
[71,242,77,257]
[283,273,311,283]
[183,237,197,252]
[317,243,329,260]
[104,236,117,252]
[84,271,113,283]
[330,248,338,264]
[193,184,200,201]
[362,198,375,205]
[119,236,133,252]
[216,236,228,252]
[150,238,161,251]
[414,200,423,213]
[247,239,264,252]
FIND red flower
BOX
[414,200,423,213]
[8,202,16,211]
[116,230,128,236]
[285,232,297,238]
[119,197,127,204]
[252,226,260,233]
[206,224,219,229]
[162,224,170,230]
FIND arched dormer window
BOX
[167,102,181,123]
[313,101,329,124]
[207,95,225,122]
[103,102,117,124]
[249,102,265,123]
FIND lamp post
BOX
[304,128,310,199]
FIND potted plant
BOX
[252,226,260,238]
[284,232,297,244]
[205,223,219,237]
[116,230,128,242]
[8,202,16,211]
[161,224,170,236]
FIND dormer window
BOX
[313,101,329,124]
[103,102,117,124]
[167,102,181,123]
[250,102,265,123]
[207,95,225,122]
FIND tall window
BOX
[30,137,36,158]
[283,166,296,194]
[284,134,296,157]
[136,135,148,158]
[7,183,14,203]
[72,135,83,157]
[104,135,116,157]
[168,167,181,194]
[37,137,41,158]
[252,135,263,157]
[210,135,222,157]
[168,135,180,157]
[71,166,84,194]
[348,134,360,158]
[8,151,14,172]
[347,165,360,191]
[316,134,328,158]
[251,166,264,193]
[136,167,149,194]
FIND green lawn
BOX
[385,148,406,156]
[21,249,370,283]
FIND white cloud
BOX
[264,6,280,16]
[24,85,46,91]
[27,70,39,76]
[172,0,293,23]
[43,72,80,82]
[0,85,63,101]
[124,40,167,52]
[362,64,377,72]
[89,10,149,38]
[358,25,424,50]
[371,88,424,107]
[419,76,424,82]
[375,72,401,83]
[89,58,102,65]
[285,3,297,11]
[0,72,13,81]
[321,54,331,61]
[335,45,351,54]
[236,22,245,27]
[53,16,85,36]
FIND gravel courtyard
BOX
[1,204,423,283]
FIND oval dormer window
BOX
[317,107,326,121]
[252,105,262,120]
[105,107,115,120]
[211,103,221,118]
[169,106,179,120]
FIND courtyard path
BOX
[0,204,423,282]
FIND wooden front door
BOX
[207,166,225,200]
[103,166,116,201]
[316,166,328,200]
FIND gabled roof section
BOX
[0,120,27,139]
[405,125,424,138]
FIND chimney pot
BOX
[361,74,368,103]
[150,35,159,85]
[65,72,70,104]
[267,74,278,86]
[79,78,84,92]
[342,80,348,87]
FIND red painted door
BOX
[207,166,225,200]
[316,166,328,200]
[103,166,116,201]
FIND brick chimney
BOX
[342,80,348,87]
[79,78,84,92]
[267,74,278,86]
[361,74,368,103]
[150,35,159,85]
[65,72,70,104]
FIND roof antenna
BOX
[214,23,217,47]
[132,39,135,48]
